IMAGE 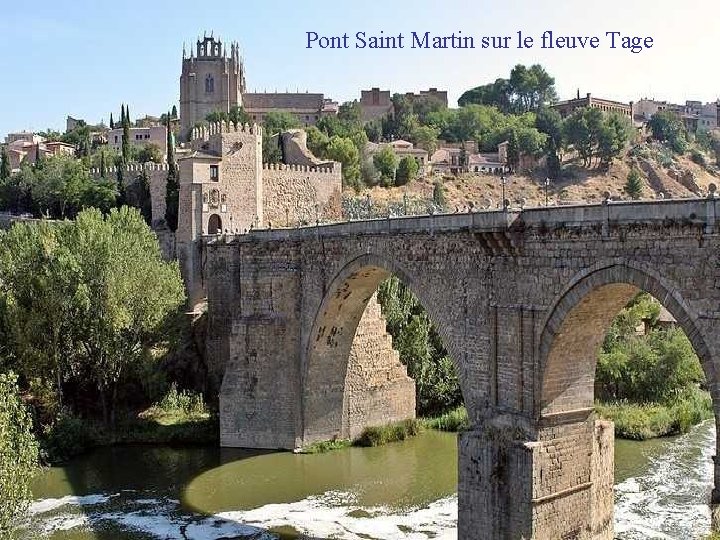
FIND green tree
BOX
[206,110,229,123]
[228,105,250,127]
[109,112,114,130]
[377,277,462,416]
[121,104,131,163]
[648,111,688,154]
[306,126,330,157]
[412,125,439,155]
[433,181,446,209]
[171,105,177,118]
[624,168,644,199]
[0,222,82,408]
[373,145,398,186]
[99,149,108,179]
[165,116,179,231]
[0,147,10,180]
[395,156,419,186]
[326,136,361,187]
[0,372,39,537]
[136,143,163,164]
[597,113,632,167]
[262,112,301,163]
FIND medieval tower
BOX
[179,35,246,138]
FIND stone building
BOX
[107,125,167,154]
[242,93,338,126]
[175,121,343,307]
[552,92,633,119]
[179,34,337,137]
[179,35,247,138]
[359,88,394,122]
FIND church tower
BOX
[179,34,246,140]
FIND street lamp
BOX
[500,174,507,212]
[544,177,550,206]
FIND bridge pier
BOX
[458,415,613,540]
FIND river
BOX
[24,420,716,539]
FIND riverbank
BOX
[41,385,218,464]
[595,387,712,440]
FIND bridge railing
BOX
[200,195,720,245]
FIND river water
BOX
[24,420,716,539]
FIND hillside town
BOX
[3,33,719,223]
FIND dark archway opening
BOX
[207,214,222,234]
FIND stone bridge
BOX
[203,198,720,539]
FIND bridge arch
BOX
[538,261,717,417]
[301,252,469,445]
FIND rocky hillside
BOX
[347,142,720,213]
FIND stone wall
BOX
[90,162,169,228]
[261,162,342,227]
[344,293,415,439]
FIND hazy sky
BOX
[1,0,717,137]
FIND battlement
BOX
[89,162,171,176]
[190,122,262,142]
[262,162,339,175]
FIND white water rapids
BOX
[25,420,716,539]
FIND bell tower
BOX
[179,33,246,140]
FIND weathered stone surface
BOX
[206,199,720,539]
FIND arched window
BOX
[205,74,214,94]
[208,214,222,234]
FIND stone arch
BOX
[538,260,716,417]
[207,214,222,234]
[301,252,466,445]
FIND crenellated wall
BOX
[89,162,170,229]
[261,162,342,227]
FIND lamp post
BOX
[545,177,550,206]
[500,174,507,212]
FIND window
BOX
[145,134,150,139]
[210,165,219,181]
[135,134,142,140]
[205,74,214,93]
[114,136,118,143]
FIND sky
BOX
[1,0,718,137]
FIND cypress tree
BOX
[624,168,644,199]
[171,105,177,118]
[0,146,10,180]
[35,143,43,166]
[99,150,107,178]
[165,112,179,231]
[121,104,130,163]
[110,113,114,130]
[115,155,126,207]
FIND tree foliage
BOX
[648,111,688,154]
[458,64,557,113]
[0,372,39,537]
[597,293,704,403]
[372,146,398,186]
[0,156,117,218]
[377,277,462,416]
[624,168,644,199]
[395,156,419,186]
[0,208,185,424]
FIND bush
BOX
[691,149,707,167]
[355,419,420,447]
[595,387,712,440]
[422,406,469,432]
[154,383,207,417]
[41,412,103,464]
